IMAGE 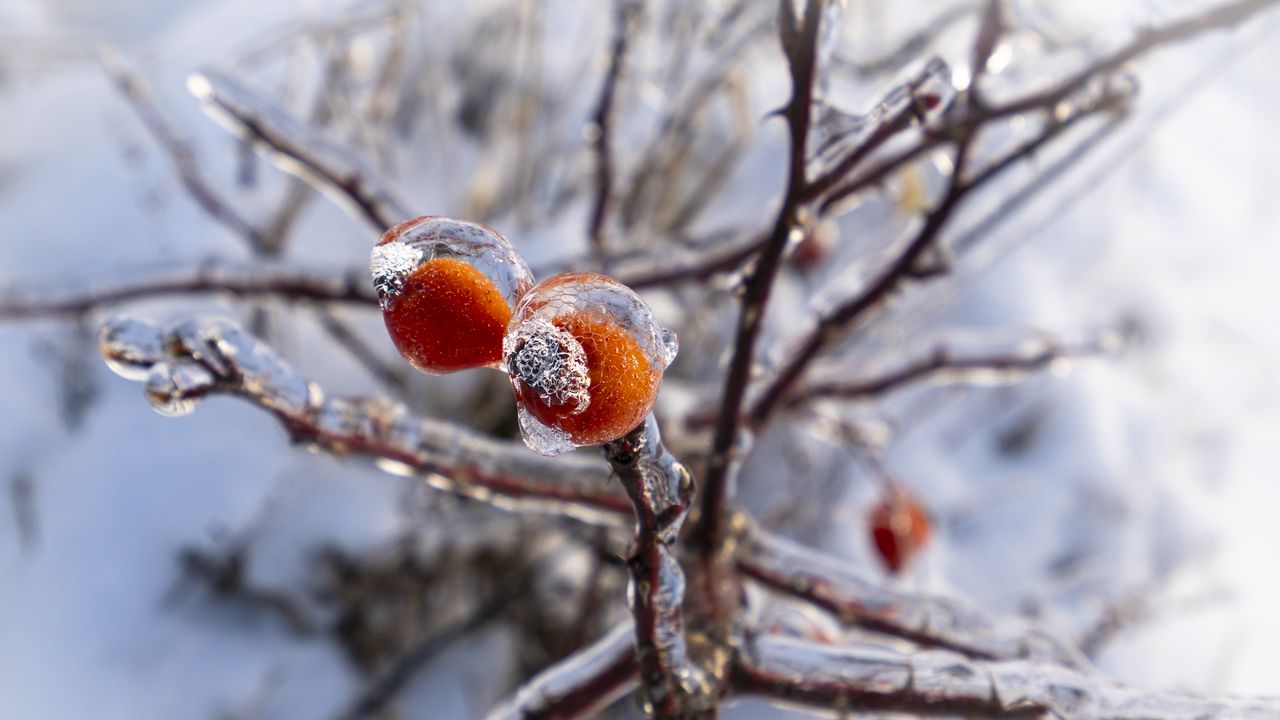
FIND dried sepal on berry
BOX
[371,216,534,374]
[868,486,932,575]
[503,272,677,455]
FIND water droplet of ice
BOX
[658,327,679,368]
[517,403,575,457]
[99,316,166,381]
[144,360,214,417]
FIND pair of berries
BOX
[370,215,675,456]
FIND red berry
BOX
[504,273,676,455]
[868,488,931,574]
[371,216,533,375]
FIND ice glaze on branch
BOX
[784,337,1114,409]
[737,527,1086,668]
[604,416,712,718]
[734,634,1280,719]
[98,316,629,526]
[485,622,639,720]
[187,69,409,233]
[0,265,377,322]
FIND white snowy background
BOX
[1,0,1279,717]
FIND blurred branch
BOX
[0,265,377,321]
[188,69,409,234]
[604,416,710,718]
[749,83,1130,427]
[587,0,642,258]
[334,577,528,720]
[737,527,1086,667]
[734,633,1280,718]
[98,316,629,526]
[312,307,409,394]
[99,51,266,251]
[485,622,639,720]
[831,3,976,76]
[696,0,824,553]
[784,336,1113,408]
[991,0,1280,120]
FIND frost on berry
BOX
[503,272,677,455]
[371,215,534,374]
[503,318,591,413]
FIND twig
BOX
[188,69,410,233]
[695,0,824,552]
[485,622,639,720]
[334,579,526,720]
[312,307,409,393]
[99,51,266,251]
[1,265,377,321]
[831,3,976,76]
[98,316,630,526]
[604,415,710,718]
[749,83,1130,427]
[737,527,1086,667]
[734,633,1280,718]
[784,337,1111,408]
[990,0,1280,121]
[587,0,641,258]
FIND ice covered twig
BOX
[98,316,630,526]
[187,69,409,233]
[733,634,1280,719]
[485,622,639,720]
[99,51,265,252]
[737,528,1087,668]
[749,82,1132,427]
[785,336,1116,409]
[604,416,711,717]
[0,265,376,321]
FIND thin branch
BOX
[0,265,377,321]
[737,527,1086,667]
[618,230,768,290]
[785,337,1112,408]
[695,0,824,552]
[312,307,409,394]
[749,84,1130,427]
[98,316,630,526]
[334,578,527,720]
[830,3,977,76]
[990,0,1280,121]
[734,633,1280,718]
[99,51,266,251]
[485,622,639,720]
[587,0,641,258]
[604,416,710,718]
[188,69,410,234]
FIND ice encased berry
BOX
[371,216,534,374]
[503,272,676,455]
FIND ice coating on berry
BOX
[504,272,676,454]
[370,242,423,308]
[504,317,591,413]
[371,215,534,374]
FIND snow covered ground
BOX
[2,0,1279,717]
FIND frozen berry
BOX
[868,488,931,574]
[503,272,677,455]
[371,216,533,374]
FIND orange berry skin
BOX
[371,215,533,375]
[514,311,661,446]
[869,491,931,574]
[382,257,513,374]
